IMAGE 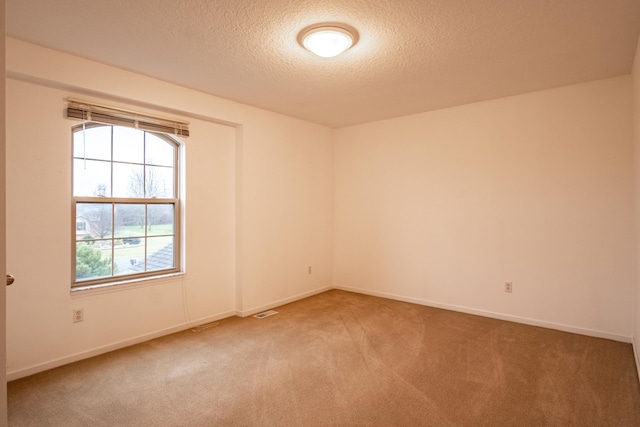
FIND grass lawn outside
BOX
[77,223,174,259]
[114,224,174,237]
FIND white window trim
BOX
[71,123,182,290]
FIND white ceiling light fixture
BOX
[298,24,359,58]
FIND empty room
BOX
[4,0,640,425]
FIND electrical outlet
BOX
[504,282,513,293]
[73,308,84,323]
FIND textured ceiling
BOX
[7,0,640,128]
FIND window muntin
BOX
[72,124,180,287]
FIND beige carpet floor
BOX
[8,290,640,426]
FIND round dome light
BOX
[300,25,357,58]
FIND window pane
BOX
[72,124,180,286]
[114,204,145,238]
[146,237,174,272]
[113,162,144,198]
[73,126,111,161]
[73,159,111,197]
[76,241,113,281]
[114,242,145,276]
[146,166,174,198]
[113,127,144,164]
[146,133,174,167]
[147,204,174,236]
[77,203,112,239]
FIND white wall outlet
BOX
[504,282,513,293]
[73,308,84,323]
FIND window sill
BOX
[71,272,185,298]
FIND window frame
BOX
[71,123,182,289]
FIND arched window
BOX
[72,124,180,288]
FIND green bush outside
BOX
[76,243,113,279]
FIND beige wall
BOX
[5,39,334,379]
[633,36,640,373]
[334,76,635,340]
[6,36,639,379]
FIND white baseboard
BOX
[9,285,634,381]
[334,285,633,343]
[6,309,237,382]
[8,286,333,381]
[237,286,334,317]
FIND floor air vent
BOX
[254,310,278,319]
[191,322,219,333]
